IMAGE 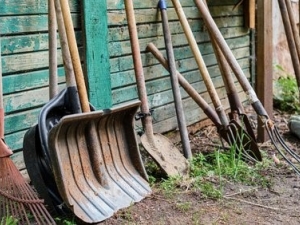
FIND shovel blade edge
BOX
[48,100,151,223]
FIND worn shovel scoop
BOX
[48,101,151,223]
[47,0,151,223]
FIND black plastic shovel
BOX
[23,0,75,215]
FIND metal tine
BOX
[227,123,260,163]
[265,123,300,175]
[273,126,300,162]
[194,0,300,172]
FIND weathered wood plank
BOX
[4,84,64,114]
[111,47,250,88]
[3,67,65,94]
[110,35,250,73]
[107,5,243,26]
[0,0,79,15]
[82,0,112,109]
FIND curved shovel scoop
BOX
[48,100,151,223]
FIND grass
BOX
[273,64,300,112]
[151,142,272,199]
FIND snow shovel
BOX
[171,0,261,161]
[47,0,151,223]
[158,0,192,159]
[125,0,189,177]
[194,0,300,174]
[23,0,72,215]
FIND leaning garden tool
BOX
[194,0,300,174]
[23,0,74,215]
[171,0,261,160]
[278,0,300,91]
[47,0,151,223]
[158,0,192,159]
[146,42,261,162]
[0,36,55,224]
[203,0,256,141]
[125,0,189,177]
[147,43,222,133]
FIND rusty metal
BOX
[125,0,189,177]
[195,0,300,174]
[0,37,55,224]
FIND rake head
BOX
[265,119,300,175]
[0,156,55,224]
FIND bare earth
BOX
[97,108,300,225]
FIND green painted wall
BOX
[0,0,250,168]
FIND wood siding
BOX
[0,0,250,169]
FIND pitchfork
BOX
[195,0,300,175]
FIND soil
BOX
[98,107,300,225]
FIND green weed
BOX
[273,65,300,112]
[0,215,18,225]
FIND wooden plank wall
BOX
[107,0,250,133]
[0,0,250,170]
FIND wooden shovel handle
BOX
[171,0,228,126]
[59,0,90,112]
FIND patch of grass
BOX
[273,65,300,112]
[158,143,272,199]
[175,201,192,212]
[1,216,18,225]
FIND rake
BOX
[0,38,55,224]
[194,0,300,175]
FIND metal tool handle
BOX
[159,0,192,159]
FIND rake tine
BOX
[273,126,300,162]
[227,124,260,163]
[265,121,300,175]
[228,124,259,163]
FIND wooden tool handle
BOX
[59,0,90,112]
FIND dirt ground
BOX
[98,107,300,225]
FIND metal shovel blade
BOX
[141,134,189,176]
[48,100,151,223]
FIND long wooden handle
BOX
[146,42,222,127]
[249,0,256,29]
[125,0,154,136]
[59,0,90,112]
[171,0,228,126]
[49,0,58,99]
[0,38,4,139]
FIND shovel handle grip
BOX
[59,0,90,112]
